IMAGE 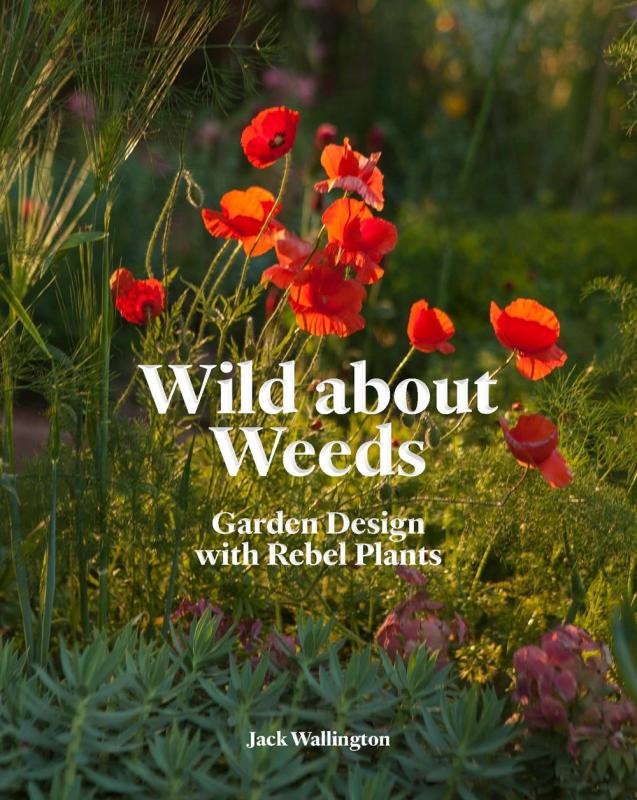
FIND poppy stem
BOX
[255,225,327,355]
[183,239,231,333]
[441,351,515,442]
[387,346,415,388]
[235,151,291,301]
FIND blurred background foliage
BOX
[31,0,637,388]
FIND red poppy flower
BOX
[407,299,455,354]
[264,287,281,319]
[500,414,573,488]
[322,197,397,284]
[201,187,282,256]
[240,106,300,169]
[261,228,314,289]
[115,277,165,325]
[315,137,385,210]
[288,263,366,337]
[109,268,135,300]
[490,298,567,380]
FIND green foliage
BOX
[608,9,637,133]
[380,208,637,379]
[0,614,524,799]
[613,600,637,706]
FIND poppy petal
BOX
[500,415,558,465]
[354,260,384,284]
[408,300,455,353]
[437,341,456,354]
[241,229,279,257]
[537,449,573,488]
[201,208,236,239]
[491,298,560,352]
[295,309,366,337]
[359,217,398,257]
[240,106,300,168]
[516,345,568,381]
[315,138,385,209]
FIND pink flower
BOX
[315,122,338,150]
[396,566,428,585]
[194,118,222,147]
[513,624,637,757]
[262,68,317,107]
[376,574,469,667]
[264,632,298,670]
[66,90,97,123]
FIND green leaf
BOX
[0,274,51,360]
[53,231,107,256]
[612,599,637,702]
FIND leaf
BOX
[612,599,637,703]
[0,273,51,360]
[52,231,107,258]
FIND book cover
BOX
[2,1,637,797]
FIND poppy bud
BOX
[310,191,323,213]
[379,482,393,502]
[244,316,256,359]
[366,124,385,152]
[309,419,323,431]
[265,287,281,319]
[315,122,337,150]
[401,412,416,429]
[511,401,524,412]
[425,422,441,449]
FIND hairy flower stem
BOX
[73,402,89,638]
[2,346,33,656]
[563,528,586,624]
[440,351,515,442]
[39,386,59,663]
[234,151,291,302]
[97,193,114,629]
[183,239,230,333]
[162,437,195,637]
[388,345,415,388]
[145,162,183,278]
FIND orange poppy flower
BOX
[500,414,572,488]
[288,263,366,337]
[109,268,135,300]
[261,228,314,289]
[407,300,455,354]
[490,298,567,380]
[240,106,300,168]
[114,276,165,325]
[314,137,385,210]
[322,197,397,284]
[201,187,282,256]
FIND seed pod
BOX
[425,422,441,449]
[402,412,416,429]
[244,317,256,359]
